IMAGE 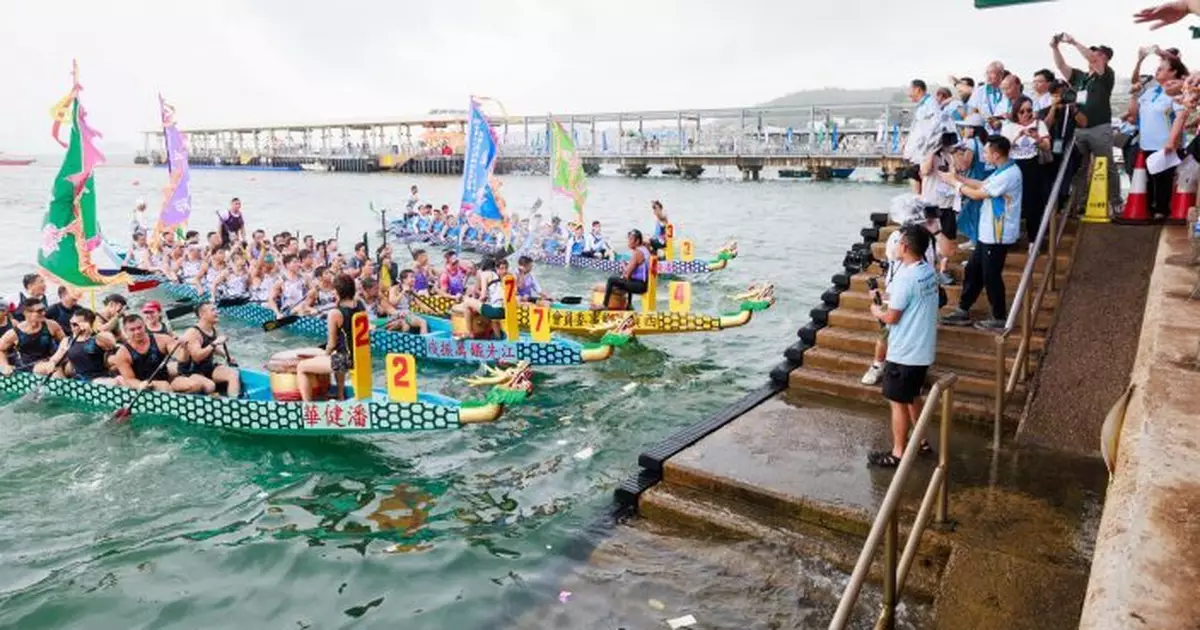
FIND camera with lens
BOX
[1051,79,1077,105]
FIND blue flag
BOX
[459,98,498,216]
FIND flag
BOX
[550,120,588,224]
[154,94,192,245]
[38,63,128,288]
[459,97,499,219]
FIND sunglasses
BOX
[1019,108,1033,114]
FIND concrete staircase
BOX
[789,219,1079,427]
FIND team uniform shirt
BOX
[904,94,943,165]
[1137,84,1186,151]
[883,230,938,286]
[979,161,1023,245]
[885,260,939,367]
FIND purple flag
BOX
[156,94,191,237]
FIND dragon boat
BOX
[405,283,776,340]
[156,280,613,366]
[388,229,738,276]
[0,364,529,434]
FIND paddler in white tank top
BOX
[269,253,310,316]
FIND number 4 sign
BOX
[668,281,691,314]
[385,353,418,402]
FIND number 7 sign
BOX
[530,304,551,343]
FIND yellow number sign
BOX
[385,353,418,402]
[502,274,519,341]
[668,281,691,313]
[350,311,372,400]
[664,223,676,261]
[530,304,551,343]
[680,238,694,262]
[643,256,658,313]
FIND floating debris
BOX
[622,382,639,394]
[343,597,384,618]
[558,590,572,604]
[667,614,697,629]
[648,599,665,610]
[573,446,595,461]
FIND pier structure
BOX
[139,103,917,180]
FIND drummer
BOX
[0,298,67,376]
[178,303,240,397]
[648,200,669,254]
[597,229,651,311]
[296,274,361,401]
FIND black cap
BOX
[1090,45,1114,60]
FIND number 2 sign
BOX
[350,311,372,400]
[385,353,418,402]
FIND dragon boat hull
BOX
[0,368,502,435]
[157,281,612,366]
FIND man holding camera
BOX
[868,224,940,468]
[1052,33,1120,215]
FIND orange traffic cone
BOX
[1168,161,1196,225]
[1114,151,1151,225]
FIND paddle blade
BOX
[263,315,299,332]
[165,304,195,320]
[559,296,583,305]
[128,280,160,293]
[112,407,132,422]
[121,265,153,276]
[216,297,251,308]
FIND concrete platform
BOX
[1080,226,1200,629]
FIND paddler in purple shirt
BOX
[516,255,551,303]
[438,250,469,297]
[410,248,436,292]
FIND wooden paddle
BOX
[164,296,252,320]
[23,334,77,403]
[128,279,160,293]
[262,302,337,333]
[120,265,154,276]
[111,338,186,422]
[221,341,239,368]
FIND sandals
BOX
[919,440,936,458]
[868,451,901,468]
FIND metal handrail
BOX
[990,136,1078,447]
[829,374,959,630]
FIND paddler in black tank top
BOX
[0,298,66,376]
[296,273,362,401]
[12,274,50,323]
[111,314,200,393]
[42,308,120,385]
[179,302,241,398]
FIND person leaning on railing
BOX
[938,135,1023,331]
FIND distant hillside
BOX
[757,87,909,109]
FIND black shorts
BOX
[938,208,958,240]
[331,351,352,373]
[480,305,505,320]
[881,361,929,404]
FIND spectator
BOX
[1133,1,1200,31]
[1134,51,1190,219]
[953,114,994,244]
[1002,97,1053,238]
[939,135,1023,330]
[1052,34,1120,215]
[1001,74,1025,116]
[968,61,1012,132]
[1030,69,1056,113]
[1044,79,1081,205]
[901,79,942,194]
[935,87,957,126]
[867,223,940,468]
[920,132,961,284]
[951,76,976,122]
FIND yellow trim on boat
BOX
[717,310,753,329]
[459,402,503,424]
[706,258,729,272]
[580,344,614,362]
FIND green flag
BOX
[38,81,128,288]
[550,120,588,224]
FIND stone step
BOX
[788,366,1018,426]
[826,308,1052,346]
[815,325,1039,376]
[869,241,1074,272]
[802,347,1022,400]
[836,288,1060,317]
[861,259,1071,287]
[877,219,1079,243]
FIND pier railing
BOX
[829,374,958,630]
[991,137,1077,447]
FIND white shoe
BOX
[861,362,884,385]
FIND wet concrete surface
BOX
[1018,223,1161,454]
[506,519,934,630]
[1081,226,1200,629]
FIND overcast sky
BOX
[0,0,1191,153]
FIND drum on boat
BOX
[450,305,493,339]
[266,348,329,401]
[590,283,628,310]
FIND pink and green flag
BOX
[550,120,587,224]
[38,63,129,288]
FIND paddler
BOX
[11,273,49,322]
[46,286,81,330]
[376,244,399,292]
[0,298,67,376]
[411,249,436,293]
[458,257,507,339]
[567,223,586,258]
[218,197,246,247]
[516,255,551,303]
[94,294,128,337]
[127,231,152,269]
[358,277,395,319]
[583,221,611,258]
[141,300,174,337]
[385,270,430,334]
[439,250,469,297]
[44,308,119,385]
[296,274,361,401]
[178,303,240,397]
[598,229,651,310]
[299,265,337,315]
[648,200,669,254]
[270,254,311,317]
[111,314,198,393]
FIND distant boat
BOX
[0,153,35,166]
[300,161,332,172]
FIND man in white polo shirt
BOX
[938,135,1023,330]
[968,61,1012,133]
[901,79,942,194]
